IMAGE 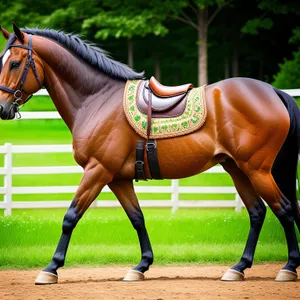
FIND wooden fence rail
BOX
[1,88,299,216]
[0,143,242,216]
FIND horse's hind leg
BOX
[108,179,153,281]
[220,159,266,281]
[248,170,300,281]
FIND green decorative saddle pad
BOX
[123,80,207,139]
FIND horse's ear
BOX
[0,25,10,40]
[12,22,24,43]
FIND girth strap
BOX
[135,140,147,181]
[146,140,162,180]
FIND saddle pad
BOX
[123,80,207,139]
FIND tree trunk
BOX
[154,55,161,81]
[127,39,133,68]
[198,7,208,86]
[232,34,239,77]
[259,58,264,80]
[224,56,229,79]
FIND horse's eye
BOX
[10,61,21,71]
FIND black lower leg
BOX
[275,200,300,272]
[232,200,266,273]
[43,200,80,275]
[128,210,153,273]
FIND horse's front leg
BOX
[108,179,154,281]
[35,158,112,285]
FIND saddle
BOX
[134,77,194,181]
[123,78,206,181]
[137,76,194,137]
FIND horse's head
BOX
[0,24,44,120]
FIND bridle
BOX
[0,35,42,117]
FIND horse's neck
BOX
[35,37,122,131]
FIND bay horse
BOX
[1,24,300,283]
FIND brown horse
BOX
[1,24,300,283]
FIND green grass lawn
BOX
[0,88,298,270]
[0,208,292,269]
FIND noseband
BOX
[0,35,42,117]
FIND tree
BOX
[171,0,232,85]
[273,26,300,88]
[242,0,300,85]
[43,0,170,69]
[0,0,63,51]
[82,1,169,68]
[1,0,300,88]
[273,50,300,88]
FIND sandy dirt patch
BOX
[1,264,299,300]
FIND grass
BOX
[0,95,298,269]
[0,208,292,269]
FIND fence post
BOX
[235,193,242,213]
[171,180,179,213]
[4,143,12,216]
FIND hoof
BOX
[35,271,58,285]
[275,269,298,282]
[221,269,245,281]
[123,269,145,281]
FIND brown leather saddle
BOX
[134,77,194,181]
[137,76,194,137]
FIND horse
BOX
[1,24,300,284]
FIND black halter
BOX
[0,35,42,116]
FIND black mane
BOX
[3,28,144,81]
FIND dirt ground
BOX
[1,264,299,300]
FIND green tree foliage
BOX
[273,51,300,88]
[0,0,65,29]
[273,25,300,89]
[82,1,170,39]
[42,0,101,33]
[1,0,300,87]
[241,18,273,35]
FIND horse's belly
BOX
[151,133,217,179]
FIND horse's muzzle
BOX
[0,102,16,120]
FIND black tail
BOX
[272,88,300,231]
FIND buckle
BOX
[14,90,22,99]
[146,141,156,151]
[135,160,144,166]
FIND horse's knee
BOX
[62,202,79,234]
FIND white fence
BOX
[18,88,300,120]
[0,143,241,216]
[1,88,299,216]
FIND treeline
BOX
[0,0,300,88]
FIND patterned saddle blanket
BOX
[123,80,207,139]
